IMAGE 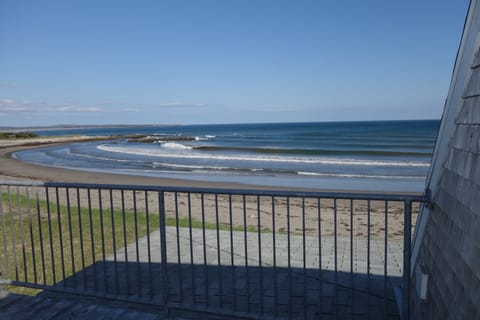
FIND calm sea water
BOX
[15,121,439,192]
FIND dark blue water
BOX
[16,121,439,192]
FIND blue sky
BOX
[0,0,470,126]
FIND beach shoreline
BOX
[0,142,319,191]
[0,137,423,195]
[0,137,421,239]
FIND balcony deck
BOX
[1,227,404,319]
[0,181,423,319]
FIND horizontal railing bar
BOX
[167,302,279,320]
[0,279,165,310]
[1,266,397,303]
[3,277,272,320]
[0,180,425,202]
[0,281,280,320]
[0,181,46,187]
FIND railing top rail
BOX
[0,180,45,187]
[0,180,426,202]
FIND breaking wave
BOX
[97,144,429,168]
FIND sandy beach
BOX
[0,138,420,239]
[0,139,312,190]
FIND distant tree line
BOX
[0,132,38,139]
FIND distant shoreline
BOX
[0,119,440,134]
[0,124,182,133]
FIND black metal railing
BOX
[0,181,424,319]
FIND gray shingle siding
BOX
[411,5,480,317]
[456,97,480,124]
[463,67,480,98]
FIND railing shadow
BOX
[46,260,402,319]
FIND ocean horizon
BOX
[14,120,440,192]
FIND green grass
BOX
[0,192,260,295]
[0,192,159,295]
[0,132,38,139]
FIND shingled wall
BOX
[410,2,480,318]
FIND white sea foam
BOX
[69,148,147,163]
[152,162,230,170]
[195,135,215,141]
[297,171,424,179]
[97,144,430,167]
[160,142,192,150]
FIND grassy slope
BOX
[0,192,257,295]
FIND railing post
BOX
[0,187,6,287]
[158,191,169,317]
[403,200,412,320]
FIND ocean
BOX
[14,120,439,192]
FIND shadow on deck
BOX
[0,260,402,319]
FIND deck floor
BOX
[0,226,402,319]
[0,290,167,320]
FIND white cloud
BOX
[0,99,103,113]
[156,102,206,108]
[56,105,102,112]
[0,98,29,112]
